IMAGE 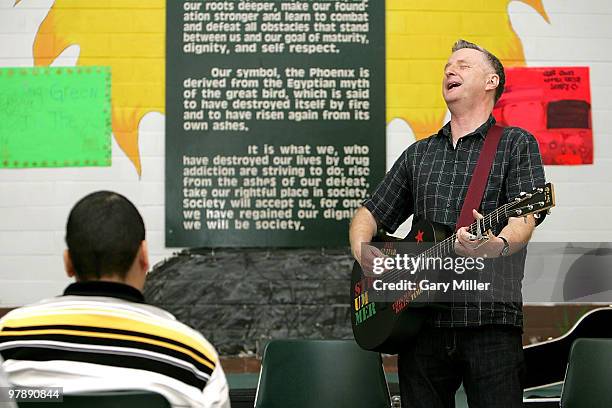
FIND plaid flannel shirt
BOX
[363,116,546,327]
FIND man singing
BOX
[350,39,546,407]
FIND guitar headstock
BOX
[506,183,555,218]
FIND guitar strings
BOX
[378,201,515,283]
[361,187,549,306]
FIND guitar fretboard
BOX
[383,201,521,282]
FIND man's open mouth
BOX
[447,82,462,90]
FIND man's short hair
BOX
[452,39,505,103]
[65,191,145,280]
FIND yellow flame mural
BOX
[17,0,550,173]
[387,0,549,139]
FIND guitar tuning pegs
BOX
[525,193,532,198]
[546,209,552,215]
[515,197,521,202]
[537,188,543,193]
[527,205,533,210]
[534,213,541,219]
[538,202,545,207]
[515,209,523,215]
[519,192,526,196]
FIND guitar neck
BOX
[422,201,516,259]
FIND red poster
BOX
[493,67,593,165]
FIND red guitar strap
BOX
[455,125,504,231]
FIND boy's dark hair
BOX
[65,191,145,280]
[452,39,506,103]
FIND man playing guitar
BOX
[349,39,547,408]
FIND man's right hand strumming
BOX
[349,206,384,275]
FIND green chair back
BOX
[561,338,612,408]
[18,389,171,408]
[254,339,390,408]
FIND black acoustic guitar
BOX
[351,183,556,354]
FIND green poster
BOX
[0,66,111,168]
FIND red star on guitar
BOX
[415,230,424,243]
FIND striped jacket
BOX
[0,281,230,408]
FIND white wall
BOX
[0,0,174,306]
[509,0,612,242]
[1,0,611,306]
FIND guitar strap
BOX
[455,125,504,231]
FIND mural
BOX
[385,0,550,139]
[12,0,564,175]
[1,0,611,307]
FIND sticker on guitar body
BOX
[391,288,422,314]
[354,302,376,325]
[354,279,378,325]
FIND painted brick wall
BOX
[0,0,171,306]
[508,0,612,242]
[1,2,611,358]
[385,0,612,241]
